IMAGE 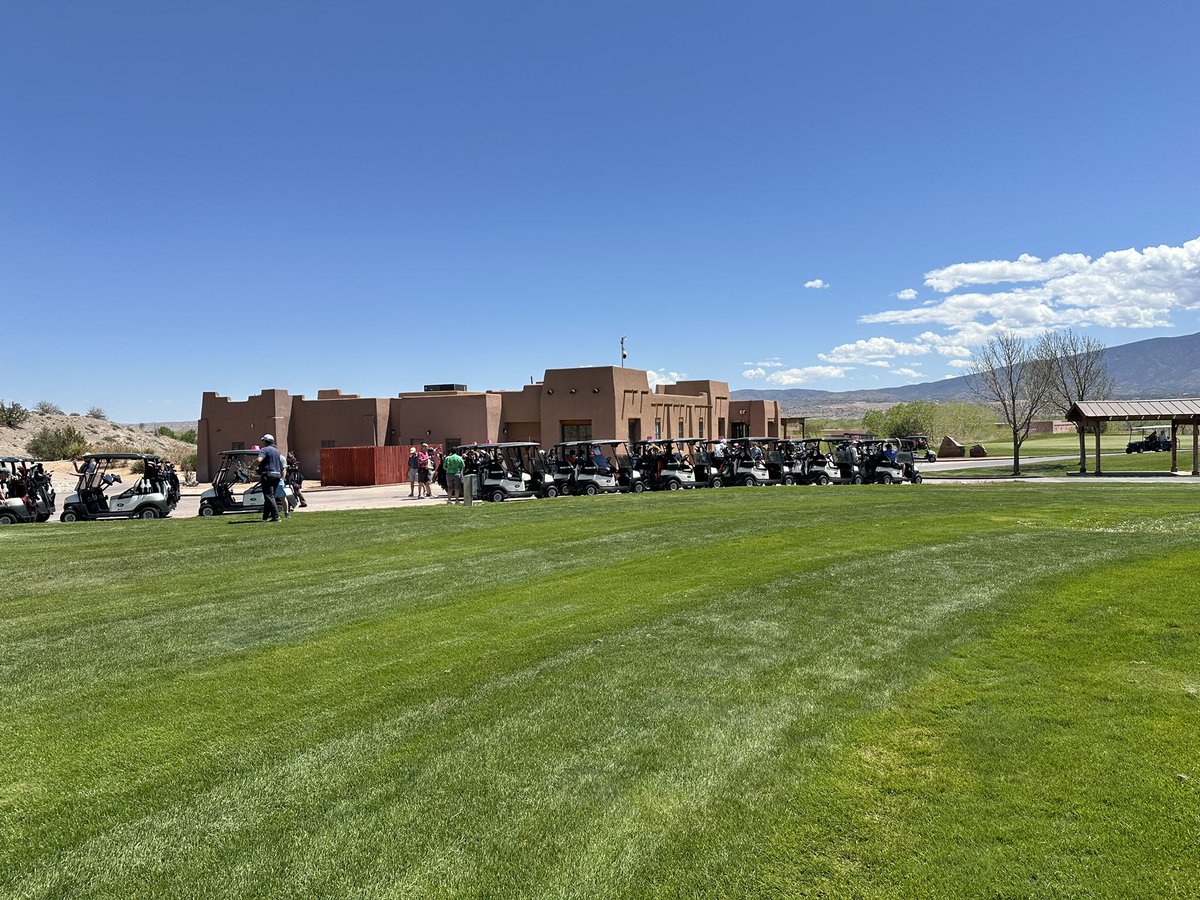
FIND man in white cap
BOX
[256,434,284,522]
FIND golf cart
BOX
[684,439,726,488]
[859,439,922,484]
[809,440,865,485]
[0,457,56,524]
[756,438,808,486]
[631,439,697,490]
[718,438,775,487]
[1126,426,1172,454]
[198,449,296,516]
[899,435,937,463]
[459,442,553,501]
[552,440,627,496]
[60,453,180,521]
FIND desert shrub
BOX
[157,426,178,439]
[178,428,198,443]
[180,452,198,471]
[34,400,64,415]
[88,441,142,456]
[87,406,107,420]
[1,400,31,428]
[26,425,89,459]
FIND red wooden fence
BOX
[319,446,406,486]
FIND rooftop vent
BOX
[423,384,467,392]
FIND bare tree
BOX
[969,330,1053,475]
[1036,329,1113,474]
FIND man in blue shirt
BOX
[257,434,284,522]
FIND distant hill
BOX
[734,330,1200,413]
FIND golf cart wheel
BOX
[742,475,757,487]
[1126,447,1134,454]
[138,506,161,520]
[815,473,830,486]
[199,504,216,517]
[544,485,558,499]
[927,453,937,463]
[489,489,505,503]
[667,479,681,491]
[880,473,894,485]
[709,476,723,488]
[632,481,646,493]
[913,473,923,484]
[782,475,796,486]
[61,508,81,523]
[851,475,864,485]
[0,512,17,525]
[36,513,51,522]
[584,483,599,496]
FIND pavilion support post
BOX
[1171,419,1179,473]
[1192,423,1198,476]
[1094,425,1103,476]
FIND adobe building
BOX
[197,366,780,482]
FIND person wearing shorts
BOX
[443,449,465,503]
[408,447,420,496]
[417,445,432,497]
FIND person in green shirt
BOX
[443,450,465,503]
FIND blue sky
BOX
[4,1,1199,420]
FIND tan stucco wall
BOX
[390,392,502,451]
[198,389,293,482]
[290,396,391,478]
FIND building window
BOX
[321,440,336,448]
[231,441,245,451]
[628,418,642,445]
[654,419,662,440]
[561,422,592,442]
[678,419,684,439]
[698,419,705,440]
[718,417,726,439]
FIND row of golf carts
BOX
[1,436,927,525]
[455,436,927,502]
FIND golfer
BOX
[257,434,284,522]
[443,448,465,503]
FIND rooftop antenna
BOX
[620,335,627,367]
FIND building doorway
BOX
[628,418,641,445]
[732,422,749,439]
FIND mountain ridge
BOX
[733,330,1200,412]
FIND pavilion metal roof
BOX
[1067,399,1200,422]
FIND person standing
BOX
[257,434,284,522]
[408,447,420,497]
[417,443,432,498]
[443,448,465,503]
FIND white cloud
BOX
[924,251,1092,293]
[893,367,923,379]
[819,336,930,363]
[862,360,892,368]
[804,279,829,289]
[894,288,918,300]
[947,359,972,369]
[860,236,1200,348]
[766,365,850,386]
[646,369,686,388]
[742,367,767,379]
[755,358,784,367]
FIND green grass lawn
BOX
[3,487,1198,898]
[930,448,1194,478]
[975,431,1131,457]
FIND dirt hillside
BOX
[1,412,196,463]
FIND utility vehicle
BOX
[0,457,55,524]
[198,449,296,516]
[458,442,554,501]
[630,439,697,490]
[60,453,180,521]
